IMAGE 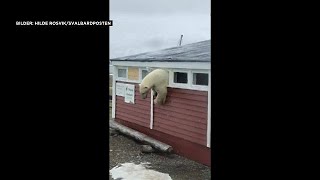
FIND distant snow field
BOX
[110,162,172,180]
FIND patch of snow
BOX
[110,162,172,180]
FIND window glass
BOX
[118,69,127,78]
[174,72,188,84]
[193,73,208,86]
[141,69,148,79]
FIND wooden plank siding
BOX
[115,81,208,147]
[153,88,208,146]
[117,119,211,167]
[115,81,150,129]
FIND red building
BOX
[110,40,211,166]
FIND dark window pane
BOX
[118,69,126,78]
[174,72,188,84]
[142,70,148,79]
[193,73,208,86]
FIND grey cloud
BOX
[109,0,211,59]
[110,0,210,15]
[144,38,166,48]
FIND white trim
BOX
[115,67,149,83]
[140,68,149,81]
[168,69,209,92]
[150,90,154,129]
[191,70,209,91]
[139,68,144,81]
[167,85,208,91]
[111,61,210,70]
[116,66,128,81]
[112,66,117,119]
[169,69,190,89]
[190,85,209,91]
[206,70,211,148]
[116,79,141,84]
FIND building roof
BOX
[110,40,211,62]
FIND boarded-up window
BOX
[141,69,149,79]
[128,67,139,80]
[193,73,208,86]
[118,68,127,78]
[174,72,188,84]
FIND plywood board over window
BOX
[128,67,139,81]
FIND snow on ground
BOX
[110,162,172,180]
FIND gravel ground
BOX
[109,101,211,180]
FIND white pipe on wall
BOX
[150,90,154,129]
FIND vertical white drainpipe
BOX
[112,66,117,119]
[150,90,154,129]
[207,70,211,148]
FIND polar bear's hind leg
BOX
[154,87,167,105]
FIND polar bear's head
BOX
[139,84,150,99]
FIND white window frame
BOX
[115,66,151,83]
[140,68,149,81]
[169,69,190,89]
[169,69,209,91]
[191,70,209,91]
[116,66,128,81]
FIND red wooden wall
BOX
[115,81,208,146]
[115,81,150,129]
[153,88,208,146]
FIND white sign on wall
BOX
[124,84,135,104]
[116,83,126,97]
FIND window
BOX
[193,73,209,86]
[169,69,209,91]
[174,72,188,84]
[118,68,127,78]
[141,69,149,79]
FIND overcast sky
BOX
[110,0,211,59]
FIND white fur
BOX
[139,69,169,105]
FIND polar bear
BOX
[139,69,169,105]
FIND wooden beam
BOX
[110,120,173,153]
